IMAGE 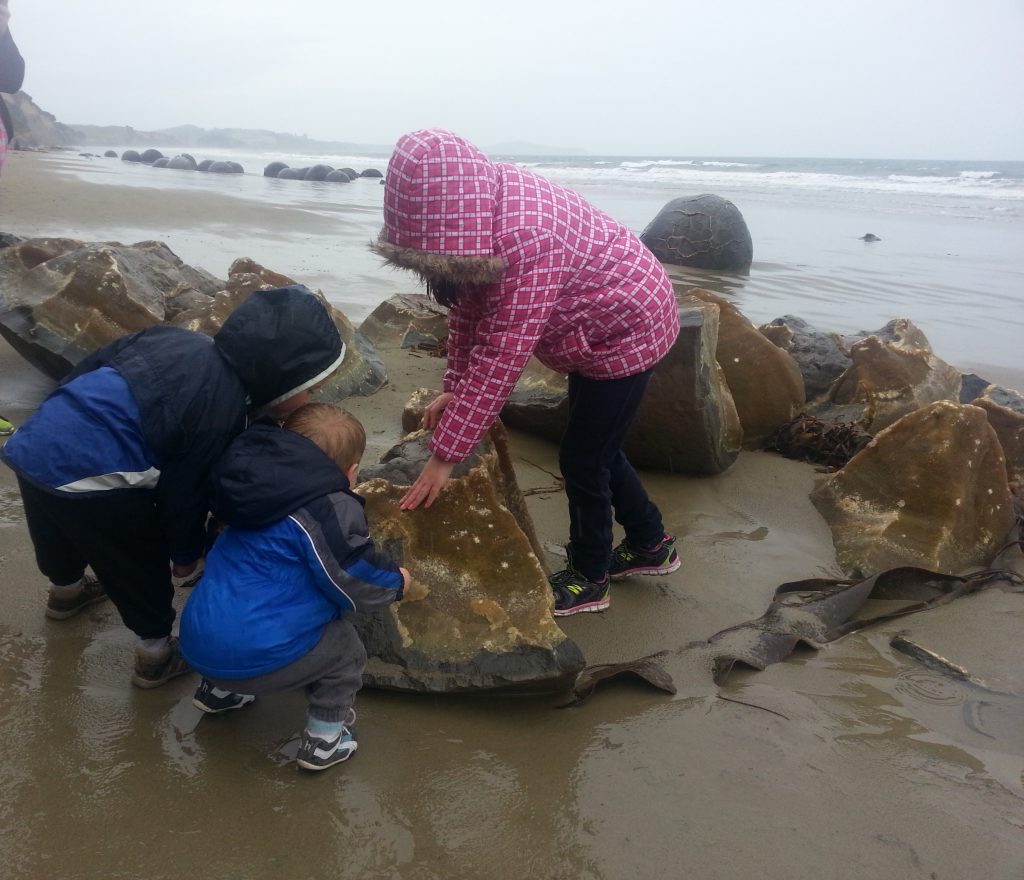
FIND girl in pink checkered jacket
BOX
[372,129,681,616]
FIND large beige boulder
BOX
[498,299,743,475]
[685,288,805,448]
[0,237,221,378]
[970,385,1024,484]
[172,257,387,399]
[353,427,583,693]
[817,318,960,433]
[359,293,449,350]
[811,401,1015,577]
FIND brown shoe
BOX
[45,575,108,620]
[131,636,192,689]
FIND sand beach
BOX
[0,151,1022,880]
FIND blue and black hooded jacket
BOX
[180,419,404,680]
[1,285,344,563]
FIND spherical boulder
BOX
[325,170,351,183]
[277,168,302,179]
[640,194,753,272]
[339,167,358,178]
[167,155,197,171]
[226,161,244,174]
[151,157,171,168]
[264,161,289,178]
[121,150,143,163]
[305,164,334,181]
[104,150,118,158]
[140,148,164,164]
[196,159,215,172]
[208,161,237,174]
[360,168,383,178]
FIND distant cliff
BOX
[3,92,79,149]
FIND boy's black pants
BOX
[559,369,666,582]
[17,478,175,639]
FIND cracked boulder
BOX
[686,288,805,449]
[353,427,584,693]
[498,298,743,474]
[758,315,851,399]
[971,385,1024,484]
[811,318,961,433]
[640,194,753,272]
[172,257,387,399]
[359,293,450,351]
[811,401,1015,577]
[0,237,222,379]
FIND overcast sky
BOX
[8,0,1024,159]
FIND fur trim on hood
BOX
[370,234,507,285]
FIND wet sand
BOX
[1,153,1023,879]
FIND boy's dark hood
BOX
[213,285,345,410]
[209,419,353,529]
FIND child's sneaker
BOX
[131,636,191,689]
[608,533,681,580]
[0,415,14,437]
[192,678,256,714]
[550,568,610,616]
[297,725,358,771]
[45,575,108,620]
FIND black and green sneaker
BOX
[608,533,680,580]
[550,567,610,617]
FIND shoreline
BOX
[1,150,1022,879]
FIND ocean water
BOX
[57,148,1024,384]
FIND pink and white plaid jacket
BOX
[373,129,680,463]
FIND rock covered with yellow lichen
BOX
[810,401,1015,576]
[353,426,584,693]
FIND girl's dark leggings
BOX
[559,369,665,582]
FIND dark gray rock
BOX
[167,155,197,171]
[0,232,23,249]
[758,315,851,399]
[196,159,215,172]
[276,168,302,180]
[304,164,334,181]
[103,150,118,158]
[208,161,240,174]
[324,169,351,182]
[151,157,170,168]
[360,168,383,178]
[860,233,881,242]
[121,149,142,163]
[641,194,753,272]
[959,372,993,403]
[140,148,164,164]
[263,161,289,177]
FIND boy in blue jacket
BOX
[1,285,345,688]
[180,403,411,771]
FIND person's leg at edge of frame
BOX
[297,619,367,771]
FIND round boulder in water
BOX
[325,170,351,182]
[121,150,142,163]
[339,167,358,178]
[196,159,215,172]
[167,155,197,171]
[640,194,753,272]
[151,157,170,168]
[277,167,302,180]
[208,161,235,174]
[305,164,334,181]
[104,150,118,158]
[140,148,164,164]
[264,161,289,177]
[360,168,383,178]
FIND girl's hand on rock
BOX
[400,454,454,510]
[421,392,454,430]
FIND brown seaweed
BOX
[707,566,1023,685]
[559,652,676,708]
[765,412,872,469]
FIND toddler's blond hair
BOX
[284,403,366,471]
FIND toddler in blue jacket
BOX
[180,403,411,771]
